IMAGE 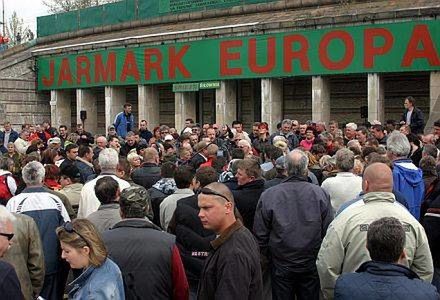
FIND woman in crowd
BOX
[4,142,21,175]
[56,219,124,300]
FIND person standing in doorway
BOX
[114,103,135,139]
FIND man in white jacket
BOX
[14,130,29,155]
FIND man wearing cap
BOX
[103,185,189,300]
[264,155,288,190]
[59,164,84,215]
[198,182,263,299]
[47,137,61,150]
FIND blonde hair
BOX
[56,219,107,267]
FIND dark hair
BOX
[161,161,176,178]
[44,164,60,180]
[232,120,243,126]
[231,148,245,159]
[434,120,440,127]
[406,133,421,148]
[371,124,384,132]
[367,217,405,263]
[406,96,415,106]
[78,145,92,158]
[59,125,68,130]
[94,176,119,205]
[195,167,218,187]
[236,159,261,179]
[65,143,79,153]
[265,145,283,160]
[174,165,194,189]
[123,103,132,108]
[185,118,194,123]
[41,148,61,165]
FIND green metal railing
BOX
[37,0,279,37]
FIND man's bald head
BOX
[202,182,235,204]
[362,162,393,193]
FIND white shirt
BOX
[77,174,130,218]
[14,138,29,155]
[321,172,363,213]
[160,188,194,230]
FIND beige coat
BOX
[316,191,433,299]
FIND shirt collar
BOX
[210,219,243,250]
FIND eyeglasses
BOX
[0,232,14,241]
[200,187,231,202]
[63,222,90,247]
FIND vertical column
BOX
[261,78,283,133]
[426,72,440,133]
[76,89,98,134]
[175,92,196,133]
[367,73,385,124]
[138,85,160,127]
[50,90,71,129]
[105,86,126,132]
[216,80,237,126]
[312,76,330,125]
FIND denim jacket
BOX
[68,257,125,300]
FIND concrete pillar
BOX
[138,85,160,127]
[216,81,237,126]
[425,72,440,133]
[261,78,283,133]
[312,76,330,125]
[105,86,126,132]
[175,92,196,133]
[50,90,71,129]
[76,89,98,134]
[367,73,385,124]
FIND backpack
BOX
[0,174,14,205]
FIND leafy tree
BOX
[5,11,34,47]
[43,0,118,13]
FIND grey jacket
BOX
[2,213,45,300]
[87,203,122,233]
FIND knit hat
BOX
[120,186,149,216]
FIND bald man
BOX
[316,162,433,299]
[197,182,263,300]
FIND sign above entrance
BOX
[173,81,220,92]
[37,20,440,91]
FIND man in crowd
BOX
[0,206,23,298]
[58,125,68,148]
[60,143,79,170]
[59,165,83,214]
[14,129,30,155]
[343,122,357,144]
[75,123,94,146]
[131,147,161,190]
[387,131,424,219]
[0,121,19,154]
[87,176,121,233]
[120,131,138,157]
[108,135,121,153]
[335,217,439,299]
[321,148,362,213]
[93,135,107,160]
[78,148,130,218]
[103,186,189,299]
[254,149,333,300]
[139,119,153,143]
[232,120,251,143]
[371,124,388,145]
[7,161,70,300]
[317,162,433,299]
[271,119,299,150]
[75,145,95,183]
[114,103,135,139]
[401,96,425,135]
[197,182,263,299]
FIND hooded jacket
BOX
[317,191,433,299]
[148,178,177,227]
[392,159,424,219]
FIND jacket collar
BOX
[357,260,419,279]
[282,174,308,183]
[76,156,94,168]
[68,263,97,294]
[112,218,161,231]
[363,191,395,204]
[22,186,47,193]
[174,188,194,195]
[210,219,243,250]
[98,203,120,211]
[237,179,265,190]
[141,162,158,168]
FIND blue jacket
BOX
[68,257,124,300]
[114,112,134,139]
[0,130,19,153]
[393,159,424,219]
[335,261,439,300]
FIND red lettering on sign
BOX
[95,52,116,83]
[249,37,276,74]
[364,28,394,68]
[120,51,140,82]
[57,58,73,86]
[319,30,354,70]
[283,34,310,72]
[220,40,243,76]
[401,24,440,67]
[76,56,91,84]
[144,48,163,80]
[42,60,55,87]
[169,45,191,79]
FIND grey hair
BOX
[387,131,411,157]
[0,205,16,230]
[422,144,438,159]
[335,148,355,172]
[281,119,293,126]
[286,149,309,176]
[98,148,119,171]
[346,122,358,131]
[22,161,45,186]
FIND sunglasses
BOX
[0,232,14,241]
[63,222,90,247]
[200,187,231,202]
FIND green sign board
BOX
[159,0,248,13]
[37,20,440,91]
[173,81,220,92]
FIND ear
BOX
[81,246,91,256]
[224,201,233,214]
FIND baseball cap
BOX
[120,186,148,216]
[275,156,286,169]
[48,137,61,144]
[60,164,81,179]
[164,134,174,141]
[108,125,115,130]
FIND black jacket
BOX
[198,220,263,300]
[0,260,23,299]
[170,194,216,281]
[401,107,425,135]
[190,153,207,170]
[422,195,440,267]
[131,163,161,190]
[231,179,265,230]
[254,175,333,271]
[335,261,439,300]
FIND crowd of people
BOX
[0,97,440,299]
